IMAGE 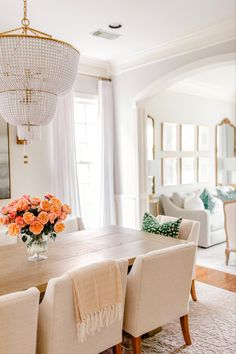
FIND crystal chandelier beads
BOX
[0,36,79,94]
[0,0,80,141]
[0,90,57,125]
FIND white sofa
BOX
[160,194,225,248]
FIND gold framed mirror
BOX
[216,118,236,186]
[146,114,155,195]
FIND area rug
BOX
[102,282,236,353]
[197,242,236,275]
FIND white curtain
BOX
[52,92,81,217]
[98,80,116,226]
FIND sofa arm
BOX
[160,195,211,247]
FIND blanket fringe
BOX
[77,302,123,342]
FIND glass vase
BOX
[27,234,48,262]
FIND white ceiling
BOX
[169,64,236,101]
[0,0,235,66]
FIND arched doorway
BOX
[134,53,235,222]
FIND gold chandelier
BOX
[0,0,80,140]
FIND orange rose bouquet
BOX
[0,194,71,261]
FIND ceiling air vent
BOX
[91,30,121,40]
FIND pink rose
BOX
[59,211,67,220]
[16,199,29,212]
[1,206,9,215]
[3,216,9,225]
[30,197,41,206]
[22,194,30,200]
[45,193,55,200]
[15,216,26,228]
[9,200,18,207]
[8,211,16,220]
[48,212,57,224]
[62,204,72,214]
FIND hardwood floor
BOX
[196,265,236,293]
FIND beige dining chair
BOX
[0,287,40,354]
[223,200,236,265]
[63,216,85,233]
[37,259,128,354]
[123,243,196,354]
[156,215,200,301]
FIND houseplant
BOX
[0,194,71,261]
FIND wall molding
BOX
[79,56,111,77]
[168,79,235,102]
[78,20,235,77]
[110,20,236,75]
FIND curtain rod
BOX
[78,72,112,82]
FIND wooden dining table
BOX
[0,225,187,296]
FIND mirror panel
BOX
[146,115,155,195]
[216,118,236,186]
[0,115,11,199]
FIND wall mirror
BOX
[216,118,236,186]
[146,115,155,194]
[0,115,11,199]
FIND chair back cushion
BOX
[156,215,200,244]
[37,259,128,354]
[0,288,39,354]
[63,217,85,233]
[123,243,196,338]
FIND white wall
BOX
[74,76,98,96]
[113,39,235,228]
[143,90,235,196]
[0,124,54,208]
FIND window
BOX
[74,96,100,228]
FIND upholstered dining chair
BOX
[156,215,200,301]
[223,200,236,265]
[63,216,85,233]
[37,259,128,354]
[123,243,196,354]
[0,287,40,354]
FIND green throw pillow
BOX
[142,213,182,238]
[199,189,216,213]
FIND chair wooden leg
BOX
[180,315,192,346]
[190,279,197,301]
[131,336,141,354]
[113,343,122,354]
[225,248,230,266]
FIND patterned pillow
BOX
[199,188,216,213]
[216,189,236,201]
[142,213,182,238]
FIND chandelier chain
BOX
[22,0,30,30]
[24,0,27,19]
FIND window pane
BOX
[74,102,86,123]
[86,104,98,124]
[74,97,100,228]
[76,143,89,162]
[86,123,98,143]
[75,123,87,144]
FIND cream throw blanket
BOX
[68,260,123,342]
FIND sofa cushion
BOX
[142,212,182,238]
[210,212,224,232]
[184,193,204,210]
[171,192,184,208]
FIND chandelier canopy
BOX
[0,0,80,140]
